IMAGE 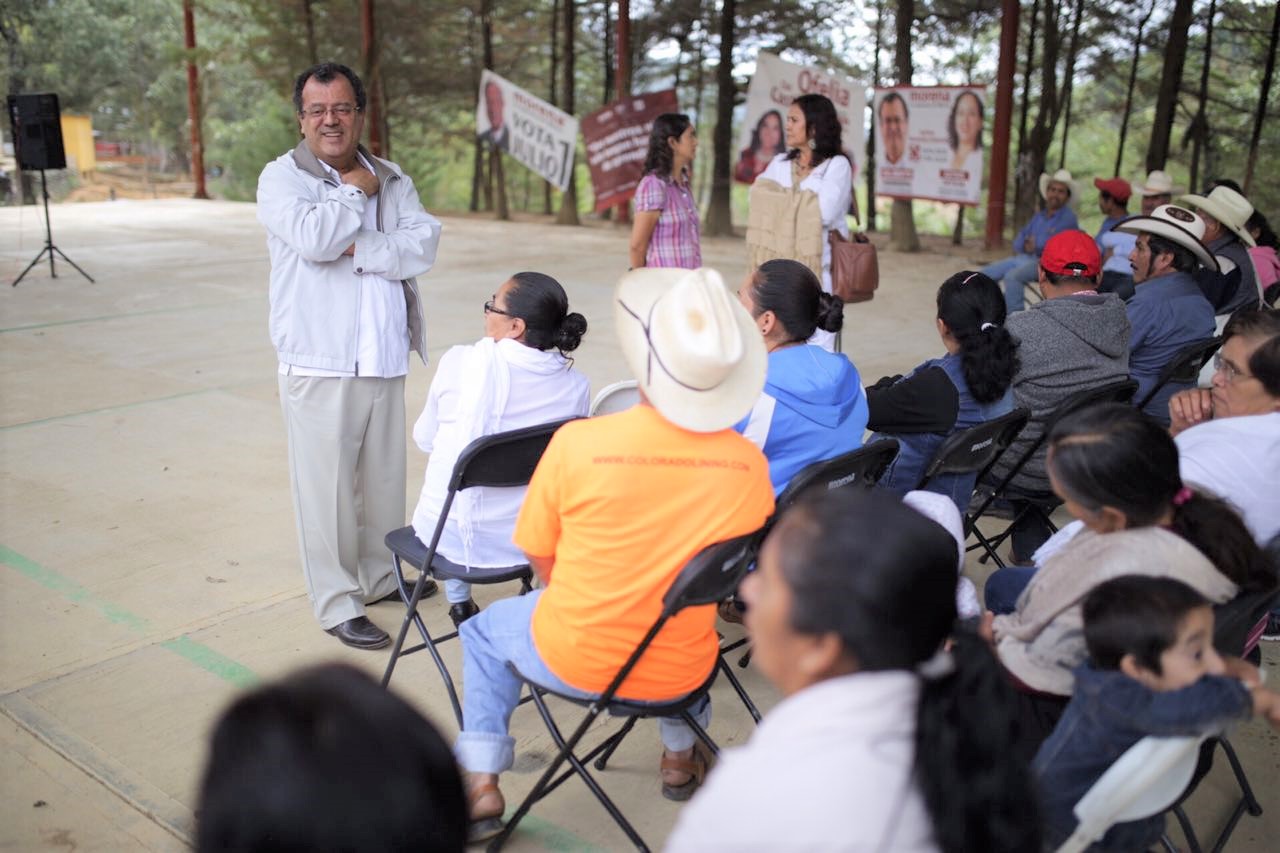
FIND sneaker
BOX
[1261,612,1280,642]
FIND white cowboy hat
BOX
[614,267,766,433]
[1039,168,1077,203]
[1131,169,1176,198]
[1116,204,1220,273]
[1177,186,1256,247]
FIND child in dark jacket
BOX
[1034,576,1280,851]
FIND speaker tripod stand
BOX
[12,169,94,287]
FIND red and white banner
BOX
[582,89,680,213]
[873,86,987,206]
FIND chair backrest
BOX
[590,380,640,416]
[1135,336,1222,410]
[661,531,761,615]
[916,407,1030,488]
[776,440,900,512]
[1213,585,1280,657]
[1056,735,1209,853]
[449,417,580,492]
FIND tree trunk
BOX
[1147,0,1194,172]
[1244,1,1279,193]
[481,0,508,220]
[703,0,735,237]
[301,0,319,64]
[1015,0,1060,229]
[1015,0,1039,212]
[890,0,919,252]
[602,0,613,104]
[556,0,579,225]
[1057,0,1085,169]
[1187,0,1217,192]
[1115,1,1154,176]
[867,0,885,232]
[545,0,559,214]
[468,8,483,212]
[693,16,709,207]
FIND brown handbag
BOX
[828,230,879,303]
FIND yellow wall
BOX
[60,114,95,173]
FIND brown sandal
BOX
[467,781,506,842]
[660,742,712,802]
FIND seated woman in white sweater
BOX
[667,489,1040,853]
[411,272,590,625]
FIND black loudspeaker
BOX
[7,93,67,171]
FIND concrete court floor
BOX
[0,198,1275,851]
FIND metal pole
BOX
[614,0,631,224]
[182,0,208,199]
[985,0,1019,250]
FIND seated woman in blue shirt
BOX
[734,259,868,494]
[868,271,1019,510]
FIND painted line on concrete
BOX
[0,296,259,334]
[0,544,259,688]
[0,382,262,431]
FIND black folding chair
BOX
[718,440,901,720]
[966,380,1137,568]
[489,532,760,852]
[913,408,1031,499]
[380,418,578,727]
[1134,336,1222,412]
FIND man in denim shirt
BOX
[1115,205,1217,425]
[1035,577,1276,853]
[981,168,1080,314]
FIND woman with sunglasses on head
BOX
[667,489,1040,853]
[410,273,589,625]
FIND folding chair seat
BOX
[717,440,900,721]
[1134,336,1222,412]
[488,531,759,852]
[913,407,1030,509]
[1055,735,1206,853]
[966,379,1137,568]
[380,417,578,727]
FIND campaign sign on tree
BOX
[735,52,866,185]
[476,70,579,191]
[582,89,680,213]
[873,86,987,206]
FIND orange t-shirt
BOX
[515,405,774,700]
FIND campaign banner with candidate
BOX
[476,70,579,191]
[735,52,866,185]
[582,89,679,213]
[873,86,986,206]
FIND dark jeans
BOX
[985,565,1039,614]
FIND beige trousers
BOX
[278,374,405,628]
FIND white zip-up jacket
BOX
[257,141,442,372]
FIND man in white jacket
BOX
[257,62,442,649]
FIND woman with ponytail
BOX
[986,403,1274,755]
[410,272,589,626]
[867,270,1020,508]
[735,259,868,494]
[667,489,1040,853]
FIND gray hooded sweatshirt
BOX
[990,292,1131,491]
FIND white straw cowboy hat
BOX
[614,267,766,433]
[1039,168,1077,204]
[1116,204,1220,273]
[1131,170,1176,199]
[1177,185,1256,247]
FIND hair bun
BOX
[555,312,588,353]
[816,292,845,333]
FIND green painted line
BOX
[503,811,605,852]
[0,544,258,687]
[0,296,259,334]
[0,383,258,431]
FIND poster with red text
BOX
[476,70,578,191]
[736,53,866,185]
[582,90,680,213]
[873,86,987,206]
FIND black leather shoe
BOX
[325,616,391,650]
[449,599,480,627]
[371,577,438,605]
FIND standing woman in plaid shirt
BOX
[629,114,702,270]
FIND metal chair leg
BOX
[717,655,762,722]
[1172,805,1204,853]
[593,716,639,771]
[382,558,464,728]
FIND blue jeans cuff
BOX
[455,730,516,774]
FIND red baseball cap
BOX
[1041,229,1100,278]
[1093,177,1132,203]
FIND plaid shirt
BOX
[635,172,702,269]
